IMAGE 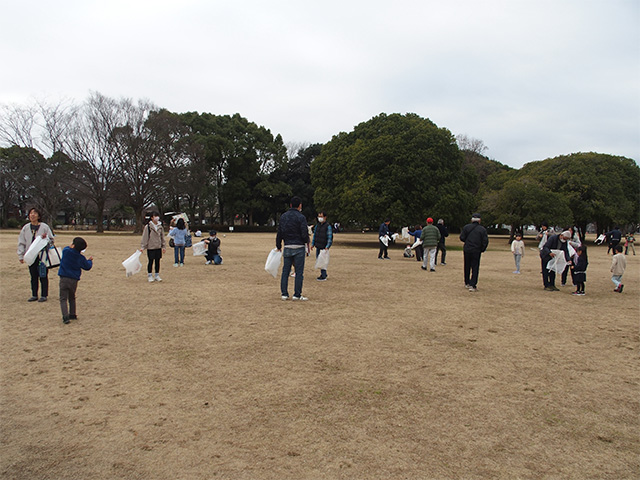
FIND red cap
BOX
[426,217,433,224]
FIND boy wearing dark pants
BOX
[58,237,93,324]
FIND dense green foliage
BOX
[311,113,475,228]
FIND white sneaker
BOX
[173,263,179,267]
[148,275,155,283]
[281,295,289,300]
[155,275,162,282]
[292,296,308,301]
[179,263,184,267]
[205,260,211,265]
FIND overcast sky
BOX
[1,0,638,168]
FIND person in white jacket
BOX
[17,207,55,302]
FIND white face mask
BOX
[317,217,325,223]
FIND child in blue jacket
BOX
[58,237,93,324]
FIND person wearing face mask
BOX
[540,230,572,291]
[312,211,333,281]
[140,211,166,282]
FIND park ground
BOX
[0,231,638,480]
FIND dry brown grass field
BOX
[0,230,638,480]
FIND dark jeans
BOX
[436,243,447,264]
[561,264,570,285]
[206,252,222,264]
[28,261,48,297]
[315,248,327,279]
[173,245,185,264]
[147,249,162,274]
[59,276,78,317]
[463,251,482,288]
[378,240,388,258]
[541,256,555,287]
[281,247,305,297]
[414,244,424,261]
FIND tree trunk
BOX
[95,199,105,233]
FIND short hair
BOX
[72,237,87,252]
[615,245,623,253]
[384,218,391,223]
[28,207,42,221]
[290,196,302,208]
[317,211,327,217]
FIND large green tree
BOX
[311,113,475,229]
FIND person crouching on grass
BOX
[58,237,93,324]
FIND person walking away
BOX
[511,233,525,273]
[140,211,166,282]
[459,213,489,292]
[605,226,622,255]
[312,211,332,281]
[169,218,189,267]
[277,196,310,300]
[610,245,627,292]
[408,225,423,262]
[420,218,441,272]
[570,246,588,295]
[378,219,391,259]
[540,230,571,291]
[17,207,55,302]
[58,237,93,324]
[435,219,449,265]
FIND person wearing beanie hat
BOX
[459,213,489,292]
[435,218,449,265]
[420,217,441,271]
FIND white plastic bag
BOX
[122,250,143,277]
[192,241,207,256]
[546,249,567,274]
[265,248,282,278]
[594,234,606,245]
[401,227,410,241]
[315,249,330,270]
[379,235,389,247]
[24,235,49,266]
[411,238,423,249]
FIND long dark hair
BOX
[176,218,186,230]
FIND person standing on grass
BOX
[408,225,423,262]
[459,213,489,292]
[378,218,391,259]
[58,237,93,324]
[610,245,627,293]
[511,232,525,274]
[435,219,449,265]
[420,217,441,272]
[140,211,166,283]
[169,217,189,267]
[277,196,310,301]
[312,211,332,281]
[605,226,622,255]
[17,207,55,303]
[624,233,635,255]
[540,230,571,291]
[570,246,588,296]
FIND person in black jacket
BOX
[378,219,391,259]
[435,219,449,265]
[459,213,489,292]
[276,196,310,301]
[312,211,333,281]
[540,230,571,291]
[605,226,622,255]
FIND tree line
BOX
[1,95,638,236]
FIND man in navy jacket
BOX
[276,196,310,301]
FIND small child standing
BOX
[58,237,93,324]
[570,246,588,295]
[510,233,525,274]
[611,245,627,292]
[624,233,636,255]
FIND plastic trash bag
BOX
[265,248,282,278]
[391,233,399,242]
[315,249,330,270]
[546,249,567,274]
[401,227,410,241]
[379,235,389,247]
[192,241,207,256]
[24,235,49,266]
[122,250,143,277]
[411,238,423,249]
[594,234,606,245]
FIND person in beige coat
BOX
[140,211,166,282]
[610,245,627,293]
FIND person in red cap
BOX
[420,217,441,271]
